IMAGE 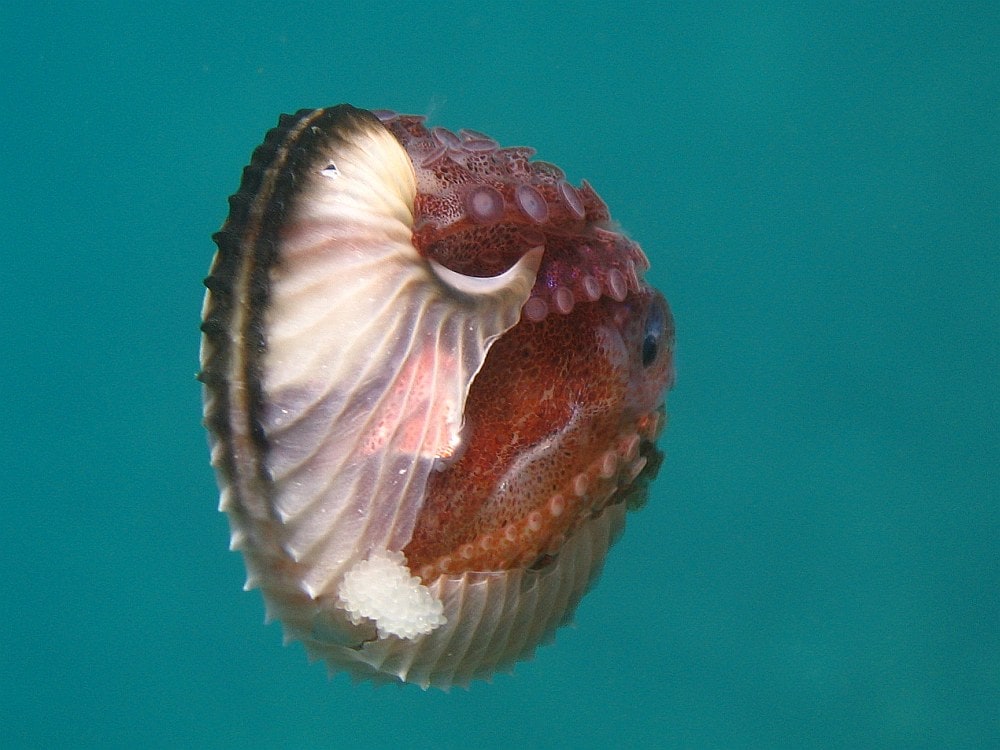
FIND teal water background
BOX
[2,2,996,748]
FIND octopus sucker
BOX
[201,104,675,688]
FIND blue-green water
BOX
[3,2,996,747]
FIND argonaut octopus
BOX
[200,104,675,688]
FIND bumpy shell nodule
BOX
[200,105,631,688]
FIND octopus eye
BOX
[641,299,666,367]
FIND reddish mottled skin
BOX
[374,113,675,580]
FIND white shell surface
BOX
[255,117,539,601]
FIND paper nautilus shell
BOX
[199,104,675,688]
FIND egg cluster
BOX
[337,549,447,640]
